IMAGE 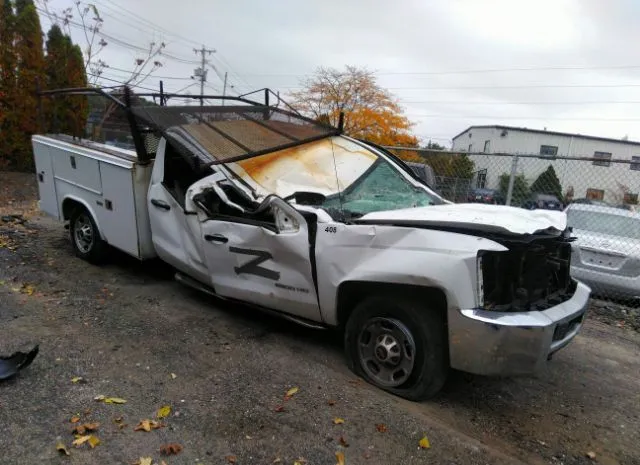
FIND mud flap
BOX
[0,345,39,380]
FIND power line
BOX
[95,0,203,47]
[92,64,194,81]
[400,100,640,105]
[275,83,640,91]
[405,114,640,122]
[228,64,640,78]
[86,73,158,92]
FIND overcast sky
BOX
[38,0,640,146]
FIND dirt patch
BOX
[588,299,640,333]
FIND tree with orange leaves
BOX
[290,66,418,147]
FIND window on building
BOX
[468,144,473,153]
[476,171,487,188]
[539,145,558,157]
[631,156,640,171]
[483,140,490,153]
[624,193,639,204]
[586,188,605,201]
[593,151,612,167]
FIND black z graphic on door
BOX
[230,247,280,281]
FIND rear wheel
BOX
[69,207,108,264]
[344,295,448,401]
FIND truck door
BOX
[147,139,206,278]
[32,139,60,219]
[199,192,321,322]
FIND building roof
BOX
[452,125,640,147]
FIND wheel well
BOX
[62,198,85,220]
[336,281,448,328]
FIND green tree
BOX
[44,25,88,135]
[13,0,44,170]
[499,172,530,206]
[0,0,17,168]
[530,165,563,200]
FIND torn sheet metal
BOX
[358,202,567,236]
[0,345,39,380]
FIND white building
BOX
[451,125,640,204]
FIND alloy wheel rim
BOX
[74,213,94,253]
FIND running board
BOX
[174,272,216,297]
[173,272,326,330]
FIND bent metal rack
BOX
[36,83,344,172]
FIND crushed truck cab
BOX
[32,88,591,400]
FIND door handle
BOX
[204,234,228,244]
[150,199,171,211]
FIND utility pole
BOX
[193,45,215,106]
[222,71,228,105]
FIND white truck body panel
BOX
[31,128,590,385]
[32,135,156,260]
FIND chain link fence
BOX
[387,146,640,305]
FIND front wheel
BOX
[69,207,108,264]
[344,295,448,401]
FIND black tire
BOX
[344,295,448,401]
[69,207,108,264]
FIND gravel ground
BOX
[1,172,639,465]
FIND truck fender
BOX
[60,195,107,240]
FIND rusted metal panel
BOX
[228,137,377,198]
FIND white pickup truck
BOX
[32,89,591,400]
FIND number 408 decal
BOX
[325,226,337,233]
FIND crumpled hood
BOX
[358,203,567,236]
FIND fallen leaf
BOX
[170,373,177,379]
[55,441,70,456]
[327,400,336,406]
[285,386,299,400]
[293,459,307,465]
[87,435,100,448]
[70,416,80,423]
[113,416,124,424]
[160,443,183,455]
[586,451,596,460]
[226,455,237,463]
[72,422,100,435]
[272,458,282,464]
[375,423,387,433]
[274,405,285,413]
[71,377,83,384]
[95,395,127,404]
[21,284,35,296]
[245,435,253,439]
[419,435,431,449]
[72,435,92,447]
[134,458,153,465]
[157,405,171,419]
[333,417,345,425]
[335,451,345,465]
[338,435,349,447]
[134,419,164,432]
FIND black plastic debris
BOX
[0,345,39,380]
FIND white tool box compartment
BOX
[32,135,154,259]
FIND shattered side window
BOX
[323,157,440,217]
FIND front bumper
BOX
[448,281,591,376]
